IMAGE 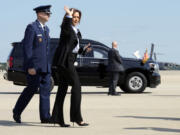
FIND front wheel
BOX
[120,72,147,93]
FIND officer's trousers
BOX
[51,53,83,123]
[13,73,51,120]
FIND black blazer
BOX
[107,48,124,72]
[52,17,84,68]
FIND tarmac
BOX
[0,71,180,135]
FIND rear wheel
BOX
[120,72,147,93]
[50,76,55,92]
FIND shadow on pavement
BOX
[122,92,152,94]
[116,116,180,121]
[0,92,22,95]
[0,91,109,95]
[0,91,152,95]
[152,95,180,97]
[124,127,180,133]
[0,120,35,127]
[0,120,85,128]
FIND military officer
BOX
[13,5,52,123]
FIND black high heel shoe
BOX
[58,122,70,127]
[50,118,70,127]
[74,121,89,126]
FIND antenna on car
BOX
[154,52,157,61]
[150,43,154,59]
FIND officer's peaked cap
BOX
[33,5,52,14]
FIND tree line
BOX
[0,63,6,71]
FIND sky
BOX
[0,0,180,64]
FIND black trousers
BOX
[109,71,120,93]
[51,53,83,123]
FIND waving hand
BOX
[64,6,74,16]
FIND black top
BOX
[52,17,84,68]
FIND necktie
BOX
[43,26,47,37]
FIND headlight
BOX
[149,63,159,72]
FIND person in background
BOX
[12,5,52,123]
[107,41,124,96]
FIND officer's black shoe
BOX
[13,114,21,123]
[41,119,51,124]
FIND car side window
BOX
[78,43,94,58]
[78,46,108,59]
[77,44,108,67]
[93,47,108,59]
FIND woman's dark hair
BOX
[61,8,82,26]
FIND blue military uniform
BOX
[23,20,51,73]
[13,5,52,122]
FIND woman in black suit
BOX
[51,6,91,127]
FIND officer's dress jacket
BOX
[22,20,51,73]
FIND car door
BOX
[76,45,110,86]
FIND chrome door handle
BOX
[90,61,100,64]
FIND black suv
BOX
[4,38,160,93]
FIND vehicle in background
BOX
[4,38,161,93]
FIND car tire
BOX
[120,72,147,93]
